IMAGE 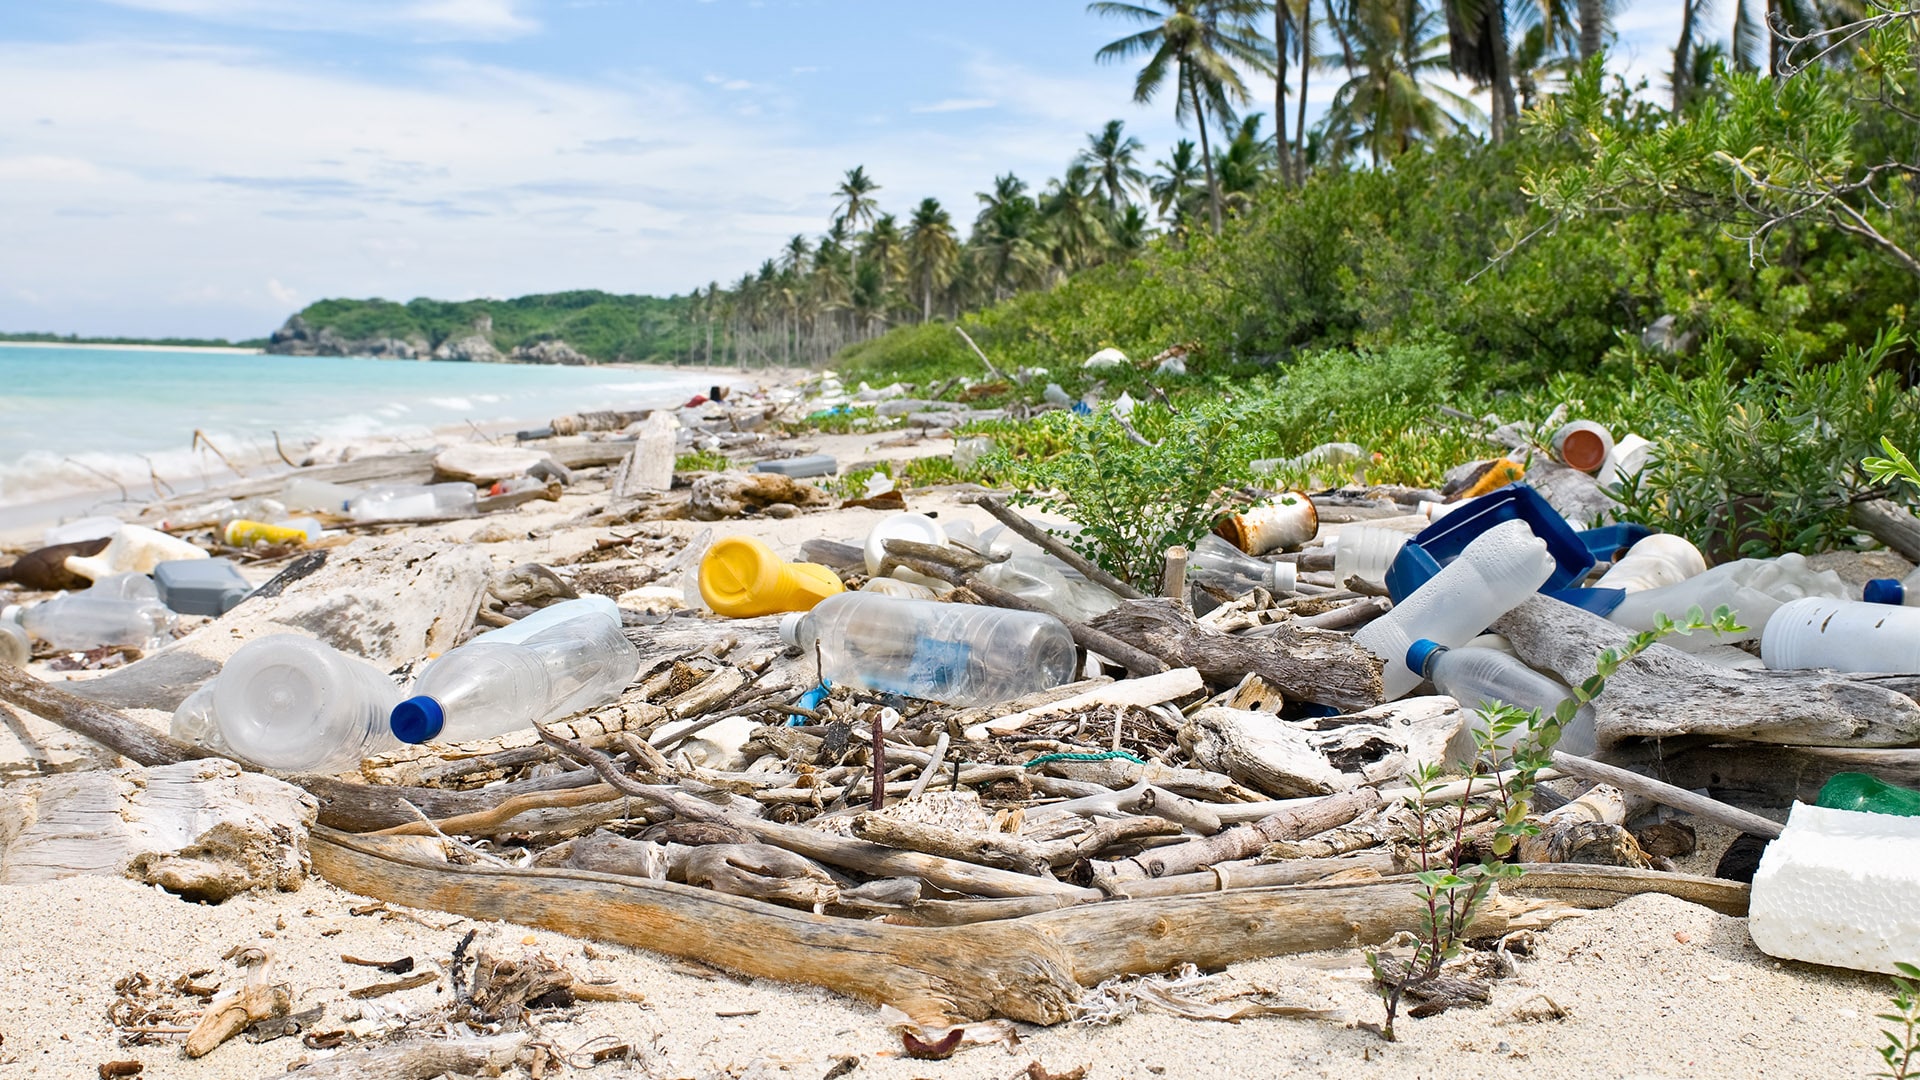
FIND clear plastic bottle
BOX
[1354,519,1556,700]
[169,682,229,754]
[1593,533,1707,593]
[1761,597,1920,674]
[1607,553,1849,652]
[1863,567,1920,607]
[780,592,1077,706]
[281,477,364,513]
[6,578,175,651]
[1407,639,1596,756]
[1332,526,1411,589]
[0,619,28,666]
[346,483,478,523]
[484,595,621,644]
[390,608,639,744]
[211,635,404,773]
[975,554,1123,622]
[1188,534,1298,596]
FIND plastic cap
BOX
[1864,578,1905,606]
[1269,561,1297,595]
[780,611,806,649]
[1405,639,1447,679]
[0,604,20,627]
[390,696,446,743]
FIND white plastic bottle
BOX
[1188,534,1298,597]
[281,478,364,513]
[346,483,478,523]
[211,635,404,773]
[1332,526,1411,589]
[1593,534,1707,594]
[781,592,1077,706]
[1606,553,1850,652]
[1762,597,1920,673]
[1354,519,1556,700]
[1407,639,1596,756]
[390,608,639,744]
[1863,567,1920,607]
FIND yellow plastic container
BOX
[698,536,844,618]
[223,519,309,547]
[1460,459,1526,500]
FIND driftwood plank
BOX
[1090,599,1384,711]
[310,826,1574,1026]
[1494,594,1920,747]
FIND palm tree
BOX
[1443,0,1515,142]
[904,198,960,322]
[1149,138,1208,231]
[832,166,882,278]
[1090,0,1273,235]
[1076,120,1149,216]
[780,234,812,277]
[1109,203,1155,254]
[862,212,907,306]
[1321,0,1483,164]
[1268,0,1318,185]
[1510,17,1578,111]
[1577,0,1608,60]
[973,174,1047,300]
[1041,163,1112,278]
[1212,113,1269,216]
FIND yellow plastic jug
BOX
[698,536,844,617]
[1459,459,1525,500]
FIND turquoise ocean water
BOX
[0,345,706,511]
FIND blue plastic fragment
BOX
[787,680,831,726]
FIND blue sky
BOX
[1,0,1709,339]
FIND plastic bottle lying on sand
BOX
[1188,534,1298,597]
[64,524,208,581]
[1608,554,1850,652]
[223,519,310,547]
[1863,567,1920,607]
[1593,533,1707,594]
[211,635,404,773]
[975,555,1123,623]
[0,620,29,666]
[281,478,364,514]
[1407,639,1596,756]
[1353,519,1556,700]
[169,682,227,754]
[390,606,639,745]
[5,574,175,651]
[346,483,478,523]
[1761,597,1920,674]
[1749,802,1920,974]
[781,592,1076,707]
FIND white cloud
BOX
[910,97,998,114]
[266,278,298,306]
[96,0,539,41]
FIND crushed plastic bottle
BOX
[780,592,1076,707]
[346,483,478,523]
[391,605,639,745]
[64,524,208,581]
[1188,534,1297,597]
[1354,519,1556,700]
[210,635,404,773]
[5,573,175,651]
[1761,597,1920,674]
[1407,639,1596,756]
[1749,802,1920,974]
[1608,553,1850,652]
[1593,533,1706,594]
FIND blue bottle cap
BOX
[1405,638,1447,679]
[1864,579,1905,606]
[390,696,446,743]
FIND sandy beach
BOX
[0,370,1907,1080]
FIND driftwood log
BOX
[1494,595,1920,747]
[271,1035,530,1080]
[1643,744,1920,807]
[1091,599,1383,711]
[310,825,1578,1026]
[1180,698,1465,799]
[1094,787,1382,884]
[1853,499,1920,563]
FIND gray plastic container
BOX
[753,454,837,478]
[154,558,254,616]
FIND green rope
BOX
[1023,750,1147,769]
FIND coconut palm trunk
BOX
[1188,71,1224,234]
[1275,1,1291,185]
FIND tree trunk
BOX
[1189,71,1223,235]
[1295,15,1312,185]
[1490,1,1515,141]
[1275,2,1292,187]
[1578,0,1604,60]
[1673,0,1699,112]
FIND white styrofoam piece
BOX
[1749,802,1920,974]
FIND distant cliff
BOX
[266,290,697,364]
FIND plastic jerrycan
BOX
[699,536,845,618]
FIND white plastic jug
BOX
[64,524,208,581]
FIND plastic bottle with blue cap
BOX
[391,602,639,745]
[1407,638,1596,757]
[207,634,404,773]
[1863,567,1920,607]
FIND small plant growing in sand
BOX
[1875,962,1920,1080]
[1368,605,1743,1040]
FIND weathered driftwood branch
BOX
[310,825,1576,1026]
[1502,864,1749,917]
[1852,498,1920,563]
[0,667,214,767]
[1094,787,1383,883]
[1643,743,1920,807]
[963,495,1148,600]
[851,814,1053,876]
[272,1035,531,1080]
[1550,751,1784,840]
[1494,594,1920,747]
[1090,599,1384,711]
[970,667,1203,740]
